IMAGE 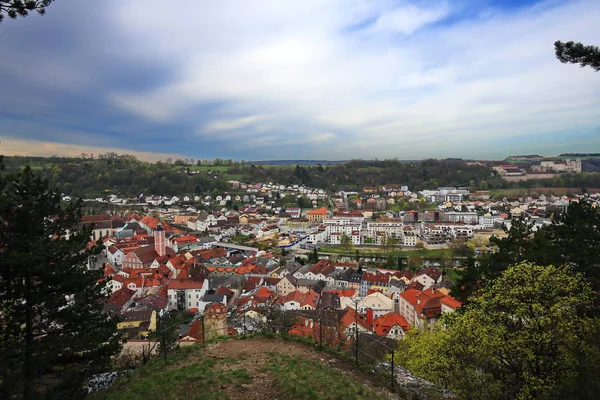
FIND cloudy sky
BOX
[0,0,599,161]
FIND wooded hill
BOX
[1,156,492,197]
[3,155,600,197]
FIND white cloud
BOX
[308,132,337,142]
[4,0,598,159]
[203,115,267,132]
[374,2,450,35]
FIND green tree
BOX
[340,233,353,252]
[0,164,121,398]
[398,263,600,399]
[555,40,600,71]
[407,254,422,272]
[0,0,53,23]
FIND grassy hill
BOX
[92,336,444,400]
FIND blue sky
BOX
[0,0,599,161]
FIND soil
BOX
[202,337,396,400]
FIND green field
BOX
[320,245,448,258]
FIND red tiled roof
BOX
[339,306,372,331]
[107,288,136,307]
[440,295,461,310]
[306,207,328,215]
[168,278,205,290]
[372,312,410,336]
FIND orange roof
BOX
[339,307,372,331]
[168,278,205,290]
[322,289,356,298]
[440,295,462,310]
[372,312,410,336]
[306,207,328,215]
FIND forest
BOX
[3,154,600,198]
[0,155,230,198]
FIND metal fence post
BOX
[319,318,323,348]
[391,350,395,387]
[201,315,205,347]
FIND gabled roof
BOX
[423,267,442,282]
[339,306,372,331]
[107,288,136,307]
[119,310,153,322]
[372,312,410,336]
[168,278,205,290]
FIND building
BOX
[306,207,329,223]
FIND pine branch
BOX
[554,40,600,72]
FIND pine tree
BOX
[0,0,53,23]
[555,40,600,71]
[0,164,121,399]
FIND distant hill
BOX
[505,155,544,160]
[246,159,347,165]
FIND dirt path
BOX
[203,337,396,400]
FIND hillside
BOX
[94,337,444,400]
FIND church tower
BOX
[154,223,166,256]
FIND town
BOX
[89,178,600,352]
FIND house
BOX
[361,272,391,296]
[117,309,157,338]
[203,302,229,340]
[306,207,329,223]
[276,274,298,296]
[358,292,394,319]
[107,245,125,266]
[104,287,136,314]
[198,293,227,313]
[281,290,320,311]
[167,278,209,311]
[339,306,372,337]
[372,312,410,340]
[398,287,460,328]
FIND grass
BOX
[262,353,381,400]
[92,334,389,400]
[92,346,251,400]
[320,246,448,258]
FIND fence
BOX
[117,307,402,389]
[228,307,400,389]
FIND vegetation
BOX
[452,200,600,301]
[555,40,600,71]
[229,158,491,190]
[1,155,230,198]
[0,159,121,399]
[96,347,252,400]
[0,0,53,23]
[96,340,383,400]
[263,353,380,399]
[396,263,600,399]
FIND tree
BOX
[454,200,600,301]
[555,40,600,71]
[398,263,600,399]
[407,254,422,272]
[0,0,53,23]
[0,164,121,399]
[340,233,353,252]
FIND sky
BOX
[0,0,599,162]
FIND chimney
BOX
[366,308,374,325]
[154,224,166,256]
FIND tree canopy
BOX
[452,199,600,301]
[397,263,600,399]
[0,161,121,398]
[0,0,53,23]
[555,40,600,71]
